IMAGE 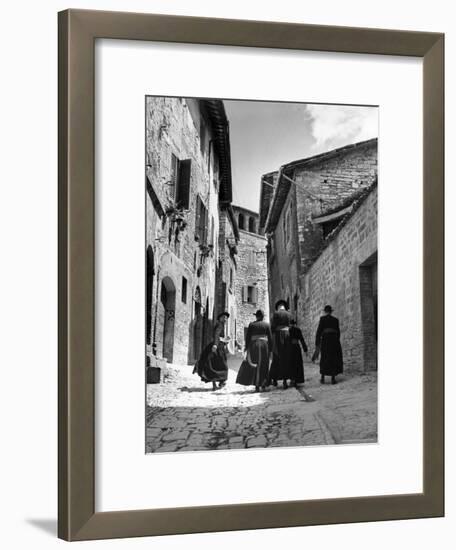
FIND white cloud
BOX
[305,104,378,153]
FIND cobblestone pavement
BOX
[146,357,377,453]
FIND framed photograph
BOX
[58,9,444,541]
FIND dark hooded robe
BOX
[236,320,273,388]
[289,325,308,384]
[193,320,229,383]
[315,314,343,376]
[268,309,293,382]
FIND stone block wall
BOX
[299,186,378,371]
[215,208,238,353]
[235,228,269,348]
[266,139,377,361]
[145,97,221,366]
[293,139,377,274]
[267,185,301,321]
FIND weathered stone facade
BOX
[300,186,377,371]
[215,206,239,353]
[146,97,232,366]
[232,206,269,349]
[261,138,378,371]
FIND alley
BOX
[146,356,377,453]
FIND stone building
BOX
[146,97,233,366]
[260,138,378,372]
[215,205,240,354]
[232,206,270,350]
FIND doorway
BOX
[359,252,378,370]
[193,287,203,361]
[160,276,176,362]
[146,246,154,346]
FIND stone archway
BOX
[160,276,176,362]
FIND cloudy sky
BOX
[224,100,378,212]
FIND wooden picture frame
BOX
[58,9,444,541]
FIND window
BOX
[195,195,208,244]
[181,277,187,303]
[170,153,179,201]
[170,154,191,210]
[176,159,191,209]
[248,217,256,233]
[242,285,258,304]
[229,268,233,290]
[238,213,245,230]
[247,250,256,267]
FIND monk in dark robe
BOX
[314,305,343,384]
[236,309,273,392]
[193,312,230,390]
[289,319,308,387]
[269,299,293,389]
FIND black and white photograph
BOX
[145,97,378,453]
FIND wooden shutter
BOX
[176,159,191,209]
[252,286,258,304]
[170,153,178,202]
[195,196,202,241]
[242,286,248,303]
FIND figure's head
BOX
[275,299,288,311]
[217,311,230,323]
[324,305,333,315]
[255,309,264,321]
[290,318,297,326]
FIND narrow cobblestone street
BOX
[146,355,377,453]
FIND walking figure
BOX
[269,299,292,389]
[236,309,273,392]
[193,311,230,390]
[314,305,343,384]
[289,319,308,387]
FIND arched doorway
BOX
[160,276,176,362]
[193,287,203,361]
[146,246,154,346]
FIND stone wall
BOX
[293,139,377,273]
[299,186,378,371]
[267,184,301,320]
[215,207,238,353]
[265,139,378,372]
[145,97,222,366]
[235,228,269,349]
